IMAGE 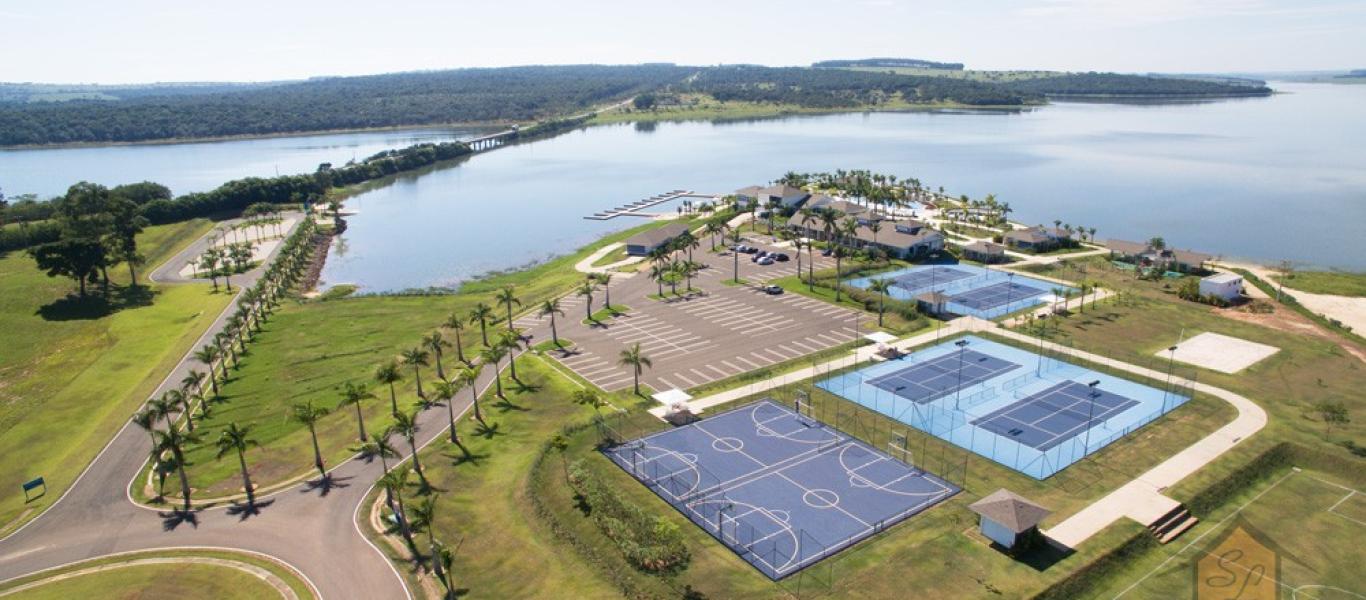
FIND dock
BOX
[584,190,714,220]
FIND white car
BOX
[757,256,775,265]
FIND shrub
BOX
[568,460,690,574]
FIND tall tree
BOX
[618,343,653,396]
[375,361,403,415]
[289,401,332,479]
[455,364,485,425]
[215,423,260,506]
[391,411,429,490]
[469,303,494,346]
[576,279,596,321]
[495,286,521,333]
[423,331,450,381]
[401,347,431,399]
[539,299,565,346]
[442,313,469,365]
[154,425,202,512]
[497,330,522,382]
[338,381,376,442]
[867,277,893,328]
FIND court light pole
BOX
[1163,344,1179,410]
[1005,272,1015,312]
[1083,380,1101,454]
[953,339,969,409]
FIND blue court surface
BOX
[817,335,1190,479]
[846,263,1073,319]
[605,400,959,579]
[867,349,1019,404]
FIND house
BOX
[961,241,1007,264]
[789,213,943,260]
[623,223,690,256]
[1106,239,1212,273]
[1199,272,1244,302]
[915,291,950,315]
[734,184,810,212]
[968,489,1051,550]
[1003,226,1070,251]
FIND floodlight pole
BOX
[954,339,969,409]
[1164,345,1178,410]
[1006,272,1015,312]
[1083,380,1100,453]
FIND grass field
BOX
[590,93,1013,127]
[1273,270,1366,297]
[143,218,700,500]
[0,219,231,532]
[1091,467,1364,599]
[0,549,314,599]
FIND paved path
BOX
[574,242,644,276]
[1222,261,1366,335]
[0,215,536,599]
[0,553,307,599]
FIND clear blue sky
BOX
[3,0,1363,84]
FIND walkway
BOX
[574,242,644,276]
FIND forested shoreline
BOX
[0,64,1271,146]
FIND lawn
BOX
[769,274,932,336]
[144,218,703,500]
[0,549,315,599]
[0,219,231,533]
[1273,270,1366,297]
[590,93,983,126]
[1089,467,1364,599]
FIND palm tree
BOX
[166,389,195,432]
[494,286,521,333]
[469,303,494,346]
[132,407,159,451]
[539,299,565,346]
[594,273,614,310]
[792,237,806,284]
[378,465,416,548]
[649,263,667,297]
[455,365,485,425]
[868,219,882,246]
[181,369,208,412]
[154,426,201,512]
[193,345,222,397]
[391,411,428,490]
[576,280,596,321]
[704,220,724,251]
[375,361,403,415]
[400,347,431,399]
[289,401,331,478]
[867,277,893,328]
[480,346,507,398]
[729,228,744,283]
[148,393,178,430]
[338,381,376,442]
[423,331,450,381]
[216,423,259,506]
[443,313,469,365]
[497,329,521,382]
[832,245,847,302]
[409,494,442,554]
[431,380,463,446]
[360,430,399,475]
[433,540,456,599]
[618,343,653,396]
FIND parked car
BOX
[774,253,790,262]
[751,253,761,262]
[762,285,784,295]
[745,246,760,254]
[758,256,775,265]
[821,248,833,257]
[732,244,748,253]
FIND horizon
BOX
[3,0,1363,85]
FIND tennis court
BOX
[816,336,1192,479]
[867,349,1019,404]
[948,281,1049,312]
[604,400,958,579]
[970,381,1140,451]
[889,266,975,292]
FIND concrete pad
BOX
[1162,332,1279,374]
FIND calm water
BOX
[0,127,488,198]
[6,83,1362,291]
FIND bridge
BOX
[464,128,518,151]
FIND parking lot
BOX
[532,235,865,393]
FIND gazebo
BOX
[968,489,1051,551]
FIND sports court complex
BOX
[604,401,959,579]
[846,264,1073,319]
[816,335,1190,479]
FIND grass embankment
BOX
[370,357,626,598]
[0,548,315,599]
[770,272,930,336]
[589,244,630,268]
[145,218,696,500]
[582,304,629,325]
[0,220,231,533]
[1273,270,1366,297]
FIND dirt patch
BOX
[298,227,339,293]
[1215,304,1366,363]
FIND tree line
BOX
[811,58,965,70]
[0,65,690,145]
[1006,73,1272,96]
[681,66,1038,107]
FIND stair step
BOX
[1158,516,1199,544]
[1148,505,1189,533]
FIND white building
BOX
[968,489,1051,550]
[1199,272,1244,302]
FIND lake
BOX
[0,126,488,198]
[6,82,1363,291]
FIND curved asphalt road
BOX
[0,215,536,599]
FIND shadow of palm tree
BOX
[493,398,529,413]
[444,450,488,466]
[301,474,352,496]
[226,497,275,520]
[510,380,541,394]
[473,421,502,439]
[158,509,199,531]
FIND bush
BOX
[567,460,690,574]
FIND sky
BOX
[2,0,1364,84]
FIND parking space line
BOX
[705,365,730,377]
[788,339,818,353]
[672,372,698,387]
[748,352,774,366]
[720,359,744,372]
[689,368,713,382]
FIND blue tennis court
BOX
[890,266,975,292]
[970,381,1140,451]
[605,400,958,579]
[949,281,1049,312]
[867,349,1020,404]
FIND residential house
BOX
[734,184,810,213]
[1106,239,1212,273]
[1003,226,1071,252]
[961,241,1007,264]
[623,223,690,256]
[1199,272,1244,302]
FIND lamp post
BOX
[1083,379,1101,454]
[1164,344,1179,410]
[1005,272,1015,314]
[954,339,969,409]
